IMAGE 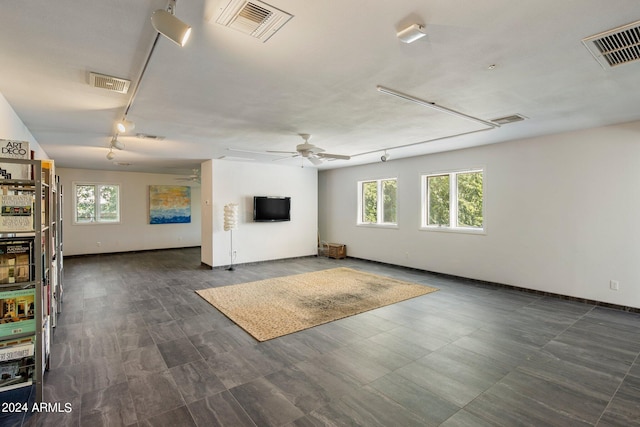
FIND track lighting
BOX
[110,137,125,150]
[381,151,390,162]
[377,86,499,128]
[106,148,115,160]
[116,119,135,134]
[151,0,192,47]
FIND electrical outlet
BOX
[610,280,619,291]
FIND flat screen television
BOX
[253,196,291,222]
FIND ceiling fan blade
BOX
[267,150,298,154]
[317,152,351,160]
[273,154,300,162]
[308,156,323,166]
[228,148,289,156]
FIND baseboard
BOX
[65,246,201,258]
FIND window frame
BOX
[357,177,398,228]
[72,182,121,225]
[420,168,485,234]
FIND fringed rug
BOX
[196,267,438,341]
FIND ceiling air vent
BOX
[89,72,131,94]
[491,114,526,125]
[582,20,640,69]
[214,0,293,42]
[135,133,165,141]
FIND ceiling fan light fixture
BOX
[308,156,322,166]
[116,119,135,134]
[397,23,426,43]
[151,3,192,47]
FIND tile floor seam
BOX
[593,351,640,426]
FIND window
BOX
[358,178,397,225]
[422,169,483,231]
[74,183,120,224]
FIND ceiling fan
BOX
[176,169,200,183]
[267,134,351,166]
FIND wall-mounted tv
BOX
[253,196,291,222]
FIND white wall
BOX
[0,92,47,159]
[58,168,201,256]
[319,120,640,309]
[202,159,318,268]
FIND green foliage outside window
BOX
[382,179,397,223]
[76,185,96,222]
[99,185,119,221]
[75,184,119,223]
[360,178,397,225]
[428,175,450,226]
[362,181,378,223]
[425,170,483,229]
[457,171,483,228]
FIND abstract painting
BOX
[149,185,191,224]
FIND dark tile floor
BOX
[4,247,640,426]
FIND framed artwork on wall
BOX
[149,185,191,224]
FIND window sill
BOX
[357,223,399,230]
[73,221,121,226]
[419,226,485,235]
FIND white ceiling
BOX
[2,0,640,175]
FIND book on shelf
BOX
[0,193,34,232]
[0,140,31,180]
[0,335,35,391]
[0,238,33,284]
[0,288,35,340]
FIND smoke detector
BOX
[89,72,131,94]
[213,0,293,42]
[582,20,640,69]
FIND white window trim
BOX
[357,177,398,227]
[420,168,485,234]
[72,181,122,225]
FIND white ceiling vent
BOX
[214,0,293,42]
[582,20,640,69]
[135,133,165,141]
[491,114,526,125]
[89,72,131,94]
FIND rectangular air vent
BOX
[582,20,640,68]
[491,114,526,125]
[89,72,131,94]
[135,133,165,141]
[214,0,293,42]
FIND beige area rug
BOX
[196,267,438,341]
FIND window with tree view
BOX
[423,170,483,231]
[75,183,120,223]
[358,178,397,225]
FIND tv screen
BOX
[253,196,291,222]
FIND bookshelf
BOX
[0,157,63,403]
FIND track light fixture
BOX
[110,137,125,150]
[397,23,427,43]
[106,148,115,160]
[151,0,192,47]
[381,151,390,162]
[116,119,135,134]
